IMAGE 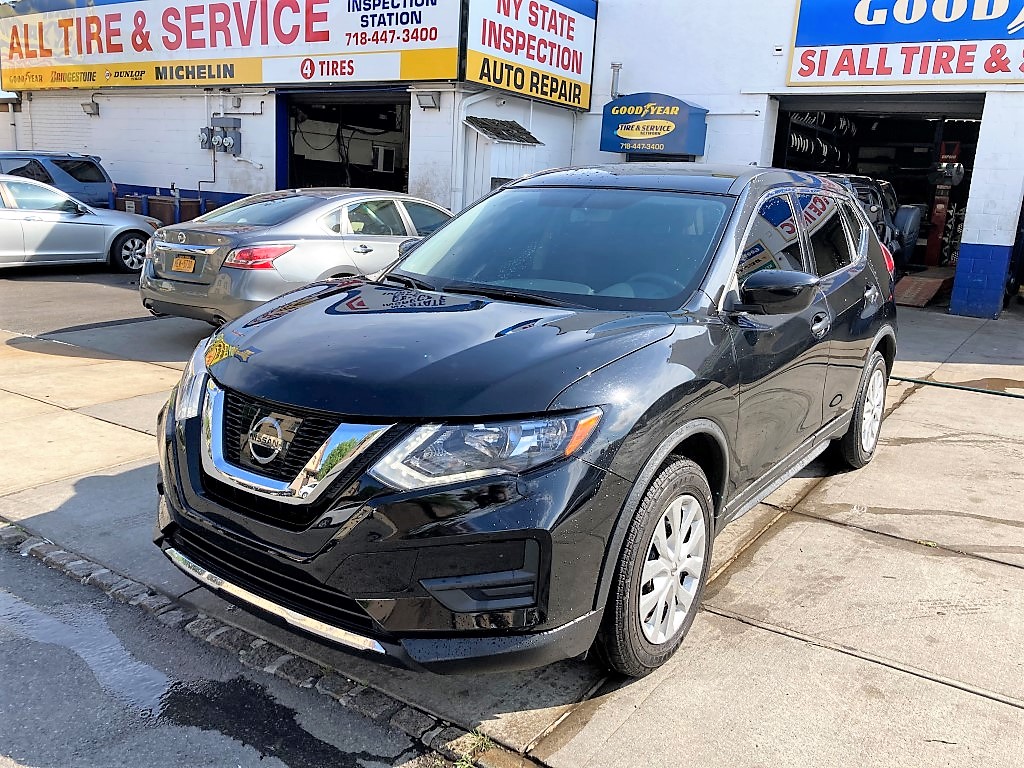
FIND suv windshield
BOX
[394,186,731,311]
[196,194,319,226]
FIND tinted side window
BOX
[799,194,854,277]
[403,201,451,236]
[346,200,406,236]
[52,159,106,183]
[6,181,73,211]
[738,195,805,279]
[1,158,54,184]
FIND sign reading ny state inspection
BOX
[791,0,1024,85]
[0,0,461,90]
[466,0,597,109]
[600,93,708,156]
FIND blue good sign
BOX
[600,93,708,156]
[791,0,1024,85]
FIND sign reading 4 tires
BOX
[791,0,1024,85]
[0,0,461,90]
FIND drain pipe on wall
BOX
[451,89,492,212]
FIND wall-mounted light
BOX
[81,99,99,116]
[415,91,441,110]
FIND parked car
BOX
[155,165,897,677]
[0,174,159,272]
[0,151,115,208]
[139,188,453,325]
[823,173,921,274]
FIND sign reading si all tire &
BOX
[791,0,1024,85]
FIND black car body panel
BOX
[155,164,897,673]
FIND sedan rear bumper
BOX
[139,261,297,323]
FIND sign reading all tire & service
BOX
[791,0,1024,85]
[465,0,597,109]
[0,0,461,90]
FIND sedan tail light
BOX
[223,245,294,270]
[880,244,895,277]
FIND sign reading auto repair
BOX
[0,0,460,90]
[791,0,1024,85]
[466,0,597,109]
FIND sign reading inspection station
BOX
[0,0,461,90]
[466,0,597,109]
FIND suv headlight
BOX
[370,409,603,491]
[174,338,210,422]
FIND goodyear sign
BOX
[466,0,597,109]
[0,0,461,90]
[791,0,1024,85]
[600,92,708,156]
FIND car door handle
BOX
[23,215,41,222]
[352,245,373,255]
[811,312,831,339]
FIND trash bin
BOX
[146,195,177,225]
[115,195,146,215]
[178,198,201,222]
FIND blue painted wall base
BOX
[950,243,1013,319]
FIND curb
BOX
[0,518,541,768]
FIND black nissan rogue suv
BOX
[156,165,897,677]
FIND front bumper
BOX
[155,390,630,674]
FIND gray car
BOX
[139,188,452,325]
[0,174,160,272]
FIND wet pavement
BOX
[0,547,425,768]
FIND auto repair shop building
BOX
[2,0,1023,319]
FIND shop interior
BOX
[283,90,411,192]
[772,94,989,304]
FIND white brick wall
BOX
[14,90,277,195]
[961,91,1024,247]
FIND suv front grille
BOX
[170,524,383,636]
[222,388,342,482]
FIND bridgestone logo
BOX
[51,71,96,83]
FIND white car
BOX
[0,174,160,272]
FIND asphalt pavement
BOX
[2,266,1023,768]
[0,544,427,768]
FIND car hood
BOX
[204,281,675,419]
[91,207,158,230]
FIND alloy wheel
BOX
[120,237,148,270]
[860,367,886,453]
[637,494,706,645]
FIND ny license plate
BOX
[171,256,196,273]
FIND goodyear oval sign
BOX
[601,93,708,156]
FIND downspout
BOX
[451,89,492,211]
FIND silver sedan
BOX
[139,188,452,325]
[0,174,160,272]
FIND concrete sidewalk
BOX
[2,308,1023,765]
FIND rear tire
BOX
[110,231,149,273]
[837,351,888,469]
[595,458,714,678]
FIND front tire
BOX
[110,231,148,273]
[596,458,714,677]
[837,351,888,469]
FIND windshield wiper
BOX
[441,282,577,308]
[380,272,436,291]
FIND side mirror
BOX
[736,269,820,315]
[398,238,419,257]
